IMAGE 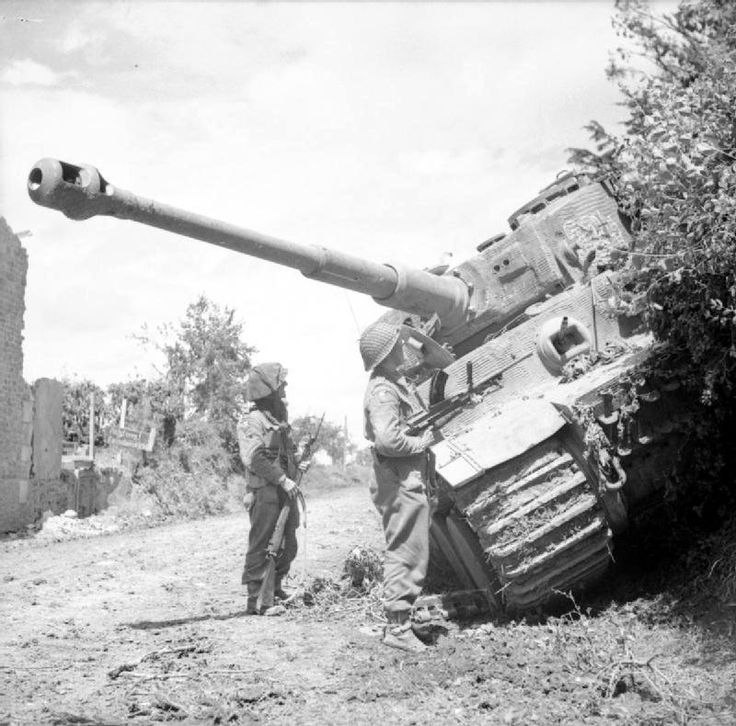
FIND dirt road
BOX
[1,482,735,725]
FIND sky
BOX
[0,0,677,440]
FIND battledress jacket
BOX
[238,409,296,489]
[363,372,427,458]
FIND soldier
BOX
[238,362,302,614]
[360,321,434,653]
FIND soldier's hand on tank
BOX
[420,428,437,449]
[278,475,298,500]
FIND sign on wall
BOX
[107,425,157,452]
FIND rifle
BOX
[407,352,534,435]
[256,413,325,612]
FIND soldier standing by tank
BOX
[360,321,435,653]
[238,362,304,615]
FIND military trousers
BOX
[242,485,299,597]
[370,450,430,614]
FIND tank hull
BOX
[424,301,693,615]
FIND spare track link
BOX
[462,438,612,613]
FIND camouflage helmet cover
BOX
[359,321,401,371]
[246,362,288,400]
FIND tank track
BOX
[429,376,695,616]
[450,437,612,614]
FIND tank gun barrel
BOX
[27,158,470,329]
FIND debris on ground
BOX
[36,509,124,542]
[342,545,383,589]
[264,604,287,617]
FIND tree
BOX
[567,0,736,513]
[107,379,162,423]
[132,295,256,459]
[568,0,736,404]
[107,378,178,446]
[290,414,352,466]
[162,296,256,423]
[61,378,107,446]
[137,296,256,419]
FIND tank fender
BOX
[432,399,566,488]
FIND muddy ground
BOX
[1,480,735,725]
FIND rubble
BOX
[36,507,123,542]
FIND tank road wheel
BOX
[451,436,614,614]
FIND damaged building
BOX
[0,218,118,534]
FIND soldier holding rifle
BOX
[238,362,310,615]
[360,322,435,653]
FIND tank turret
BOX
[27,156,694,618]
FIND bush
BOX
[132,417,243,518]
[568,0,736,511]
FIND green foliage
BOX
[59,298,259,517]
[133,295,256,458]
[174,416,235,479]
[62,296,256,477]
[161,296,255,423]
[132,417,243,518]
[61,378,107,445]
[107,378,178,425]
[290,414,351,465]
[567,0,736,507]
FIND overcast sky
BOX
[0,1,676,439]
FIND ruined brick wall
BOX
[0,218,31,532]
[0,220,117,532]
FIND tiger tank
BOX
[27,158,692,616]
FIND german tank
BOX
[27,158,691,616]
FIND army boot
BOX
[245,583,261,615]
[382,611,427,653]
[274,577,293,602]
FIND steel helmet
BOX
[246,362,288,400]
[359,321,401,371]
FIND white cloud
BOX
[59,20,106,54]
[1,59,59,86]
[398,148,497,178]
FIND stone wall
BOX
[29,467,123,519]
[0,218,31,533]
[32,378,64,480]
